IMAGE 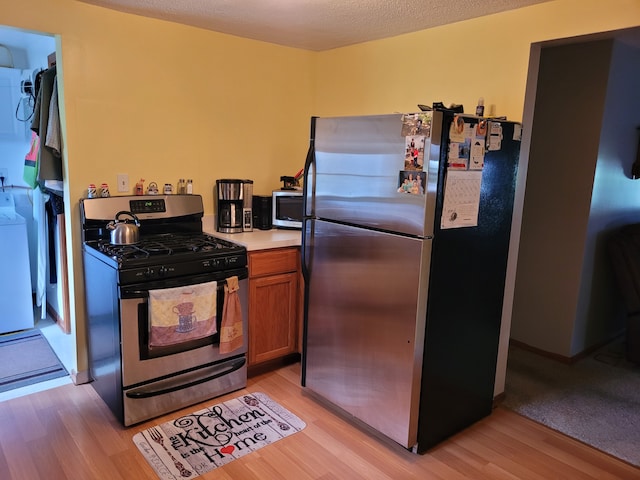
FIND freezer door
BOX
[303,219,431,448]
[312,114,439,237]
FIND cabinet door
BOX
[248,271,298,365]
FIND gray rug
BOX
[503,339,640,467]
[0,330,67,393]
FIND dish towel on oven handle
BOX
[148,281,217,348]
[219,276,244,354]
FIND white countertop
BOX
[203,215,301,251]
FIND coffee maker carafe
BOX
[216,179,253,233]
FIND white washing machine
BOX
[0,192,34,334]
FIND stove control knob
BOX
[144,267,155,278]
[212,258,224,269]
[158,266,168,277]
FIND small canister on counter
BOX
[87,183,97,198]
[177,178,186,195]
[164,183,173,195]
[100,183,110,197]
[147,182,159,195]
[135,179,144,196]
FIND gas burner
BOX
[97,242,151,260]
[90,233,244,265]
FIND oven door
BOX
[119,269,248,425]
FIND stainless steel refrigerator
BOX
[301,110,521,452]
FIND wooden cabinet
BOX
[248,247,300,366]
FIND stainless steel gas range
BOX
[80,195,248,426]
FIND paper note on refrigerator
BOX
[441,170,482,229]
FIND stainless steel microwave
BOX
[272,190,303,229]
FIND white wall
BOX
[574,40,640,352]
[0,29,55,293]
[511,37,640,358]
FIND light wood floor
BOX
[1,362,638,480]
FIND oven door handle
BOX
[125,290,148,298]
[125,357,246,399]
[120,274,246,299]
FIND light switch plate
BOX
[117,174,129,193]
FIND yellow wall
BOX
[2,0,640,377]
[315,0,640,120]
[3,0,314,376]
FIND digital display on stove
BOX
[129,199,166,213]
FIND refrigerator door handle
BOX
[300,117,317,387]
[301,116,317,283]
[303,116,317,218]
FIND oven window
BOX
[138,282,225,360]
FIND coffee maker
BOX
[215,179,253,233]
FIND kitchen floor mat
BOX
[0,330,67,393]
[133,392,306,478]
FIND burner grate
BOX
[95,233,241,261]
[98,243,151,260]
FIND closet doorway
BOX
[0,26,74,397]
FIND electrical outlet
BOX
[117,174,129,193]
[0,168,7,186]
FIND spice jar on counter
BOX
[135,179,144,195]
[100,183,110,197]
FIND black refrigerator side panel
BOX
[416,118,520,452]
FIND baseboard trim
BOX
[71,369,91,385]
[509,339,573,364]
[46,302,61,323]
[509,332,625,365]
[248,353,301,378]
[46,301,71,334]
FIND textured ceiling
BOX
[78,0,552,51]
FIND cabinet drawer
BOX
[249,248,299,277]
